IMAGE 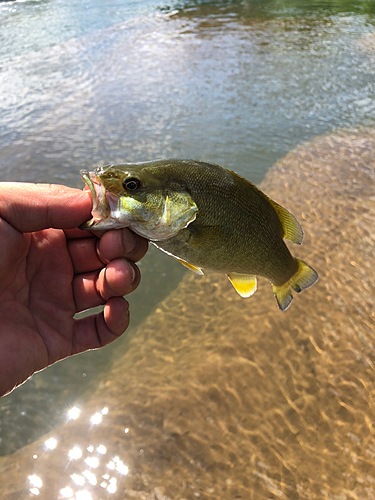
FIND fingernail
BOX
[129,264,136,283]
[96,239,110,265]
[125,300,130,316]
[123,229,135,256]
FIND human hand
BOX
[0,182,148,397]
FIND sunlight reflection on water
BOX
[26,405,130,500]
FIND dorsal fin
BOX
[229,170,303,245]
[268,199,303,245]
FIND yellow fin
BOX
[227,273,257,298]
[175,258,204,275]
[229,171,303,245]
[272,282,293,312]
[269,199,303,245]
[272,259,319,311]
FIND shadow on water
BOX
[166,0,375,18]
[1,129,375,499]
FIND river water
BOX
[1,0,375,497]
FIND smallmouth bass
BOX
[80,159,318,311]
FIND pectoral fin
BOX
[175,258,204,275]
[227,273,257,298]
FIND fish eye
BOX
[122,177,141,191]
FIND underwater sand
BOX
[1,130,375,499]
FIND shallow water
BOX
[1,0,375,497]
[2,129,375,500]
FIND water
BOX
[0,0,375,496]
[2,0,375,185]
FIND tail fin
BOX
[272,259,318,312]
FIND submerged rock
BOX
[1,130,375,499]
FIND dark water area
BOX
[1,0,375,497]
[171,0,375,22]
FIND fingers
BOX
[67,228,148,274]
[0,183,92,232]
[99,259,140,298]
[70,229,144,354]
[73,258,140,312]
[72,297,130,353]
[68,237,105,274]
[98,228,148,263]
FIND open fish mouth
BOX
[80,169,111,226]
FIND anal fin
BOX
[227,273,257,298]
[175,258,204,275]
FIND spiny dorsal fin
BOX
[268,199,303,245]
[227,273,257,298]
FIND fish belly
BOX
[156,225,298,287]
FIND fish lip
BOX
[79,169,110,221]
[80,170,97,205]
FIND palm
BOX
[0,183,148,396]
[0,228,74,393]
[26,229,77,357]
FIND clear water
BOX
[0,0,375,480]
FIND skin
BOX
[0,182,148,397]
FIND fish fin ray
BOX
[272,259,319,311]
[269,199,304,245]
[229,170,303,245]
[175,258,204,275]
[272,283,293,312]
[227,273,257,298]
[289,259,319,292]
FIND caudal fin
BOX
[272,259,318,312]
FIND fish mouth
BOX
[80,170,111,227]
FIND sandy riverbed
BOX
[1,129,375,500]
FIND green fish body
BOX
[80,159,318,311]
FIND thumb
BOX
[0,182,92,233]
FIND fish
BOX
[79,159,318,311]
